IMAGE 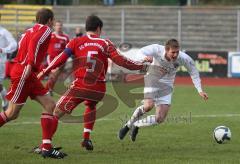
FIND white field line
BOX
[191,114,240,118]
[5,114,240,126]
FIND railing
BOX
[1,5,240,51]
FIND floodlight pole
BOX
[237,9,240,51]
[121,9,125,43]
[178,9,182,43]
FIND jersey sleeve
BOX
[181,52,203,93]
[28,25,51,65]
[139,44,161,57]
[1,29,17,54]
[43,39,75,75]
[107,40,143,70]
[65,39,75,53]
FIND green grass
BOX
[0,83,240,164]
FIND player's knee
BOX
[54,108,65,118]
[10,113,20,120]
[86,104,96,110]
[5,110,20,121]
[84,101,96,110]
[44,100,55,112]
[144,102,154,112]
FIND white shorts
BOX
[144,87,173,106]
[143,74,173,106]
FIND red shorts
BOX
[56,80,106,114]
[6,63,49,105]
[5,61,14,78]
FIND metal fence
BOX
[51,6,240,51]
[1,6,240,51]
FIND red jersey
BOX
[47,32,69,62]
[14,24,51,72]
[44,34,143,84]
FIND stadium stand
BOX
[0,5,238,51]
[53,6,238,51]
[0,5,52,38]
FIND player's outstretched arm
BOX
[37,51,69,79]
[109,51,143,70]
[199,91,208,100]
[108,45,146,71]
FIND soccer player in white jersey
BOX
[118,39,208,141]
[0,14,17,111]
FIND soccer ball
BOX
[213,126,231,144]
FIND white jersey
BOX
[139,44,202,93]
[0,26,17,63]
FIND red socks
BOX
[83,107,96,140]
[41,113,59,150]
[0,112,8,127]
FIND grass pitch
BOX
[0,83,240,164]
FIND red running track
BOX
[124,74,240,86]
[175,77,240,86]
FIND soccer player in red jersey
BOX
[45,20,69,94]
[0,8,66,159]
[38,15,151,151]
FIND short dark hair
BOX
[165,39,180,50]
[36,8,54,25]
[85,15,103,32]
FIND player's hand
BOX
[199,91,208,100]
[140,63,149,73]
[24,64,32,80]
[142,56,153,63]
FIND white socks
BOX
[126,105,145,128]
[134,115,158,127]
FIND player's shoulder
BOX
[87,34,110,45]
[177,51,192,62]
[105,39,116,47]
[61,32,70,39]
[140,44,164,55]
[142,44,164,50]
[179,51,190,58]
[67,36,85,47]
[72,35,86,42]
[31,24,51,37]
[34,24,50,31]
[54,32,69,41]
